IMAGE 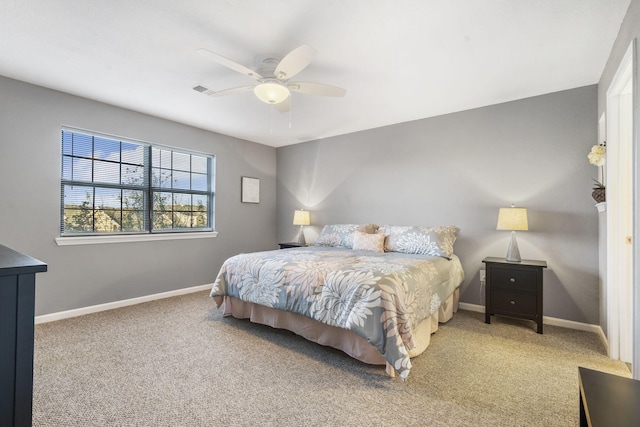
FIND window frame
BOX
[58,127,216,241]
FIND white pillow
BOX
[352,230,385,253]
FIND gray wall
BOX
[277,86,599,324]
[0,76,277,316]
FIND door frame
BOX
[633,39,640,380]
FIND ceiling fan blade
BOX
[274,44,317,81]
[193,85,255,97]
[196,48,263,80]
[274,96,290,113]
[288,81,347,97]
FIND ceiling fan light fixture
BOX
[254,82,289,104]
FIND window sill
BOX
[54,231,218,246]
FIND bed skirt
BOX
[222,288,459,370]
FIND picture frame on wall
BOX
[241,176,260,203]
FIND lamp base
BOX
[296,226,306,246]
[505,230,521,262]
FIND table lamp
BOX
[496,205,528,262]
[293,209,310,245]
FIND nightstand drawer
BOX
[491,290,537,317]
[491,268,537,293]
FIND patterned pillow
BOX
[352,230,385,253]
[382,225,459,259]
[314,224,379,248]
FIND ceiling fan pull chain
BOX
[270,105,274,135]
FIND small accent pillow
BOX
[315,224,379,248]
[382,225,459,259]
[352,230,385,253]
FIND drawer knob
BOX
[510,278,516,283]
[510,300,516,305]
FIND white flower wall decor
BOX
[587,143,606,203]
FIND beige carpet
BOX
[33,291,629,426]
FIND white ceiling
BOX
[0,0,630,147]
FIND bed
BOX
[210,224,464,380]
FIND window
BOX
[61,128,214,236]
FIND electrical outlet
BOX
[479,269,486,282]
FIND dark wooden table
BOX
[579,366,640,426]
[0,245,47,427]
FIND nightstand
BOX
[483,256,547,333]
[278,242,306,249]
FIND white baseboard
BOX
[459,302,484,313]
[36,290,610,349]
[596,326,609,355]
[458,302,606,337]
[35,284,213,324]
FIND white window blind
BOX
[61,128,214,236]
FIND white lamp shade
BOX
[496,207,528,231]
[254,83,290,104]
[292,209,310,226]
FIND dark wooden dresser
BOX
[483,256,547,333]
[0,245,47,427]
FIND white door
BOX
[606,41,635,365]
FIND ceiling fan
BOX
[193,44,346,112]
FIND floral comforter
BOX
[210,246,464,380]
